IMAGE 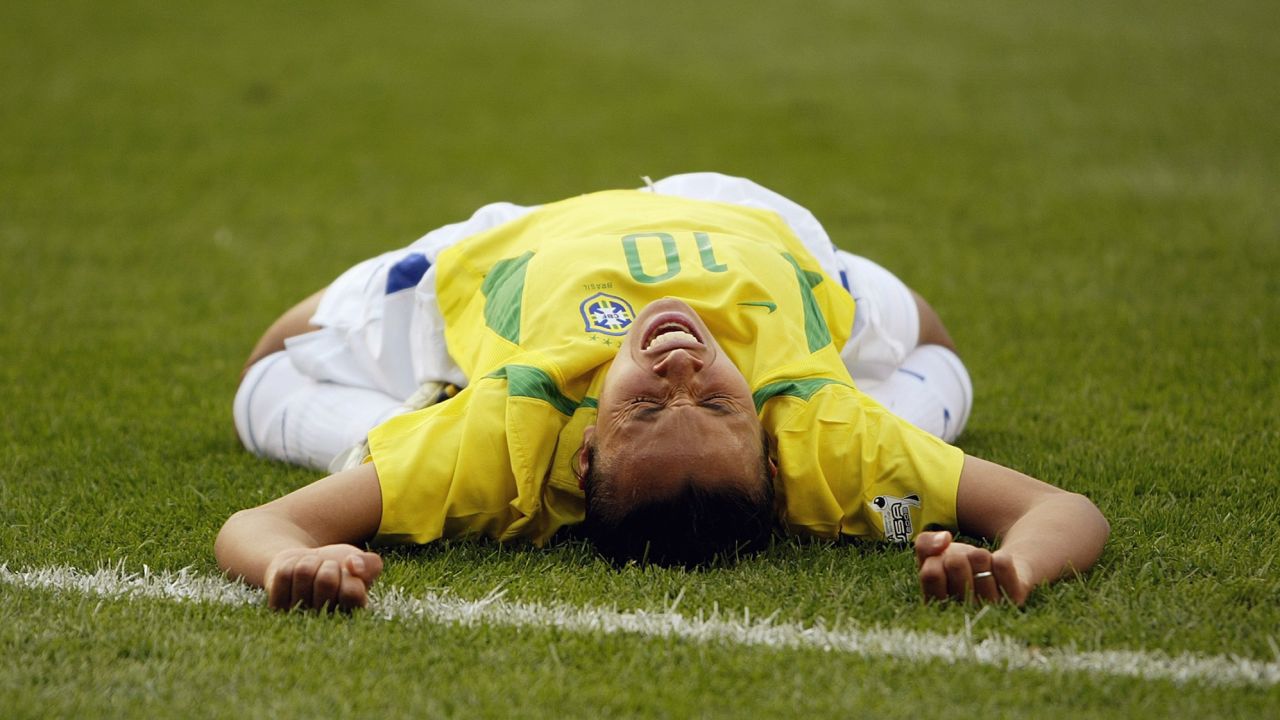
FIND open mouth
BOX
[641,315,704,352]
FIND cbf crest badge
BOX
[870,494,921,543]
[580,293,636,336]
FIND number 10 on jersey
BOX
[622,232,728,284]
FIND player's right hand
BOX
[264,544,384,611]
[914,531,1031,606]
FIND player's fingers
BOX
[337,570,370,611]
[968,549,999,603]
[914,531,952,568]
[992,552,1026,607]
[267,555,298,611]
[291,554,321,610]
[347,552,383,583]
[943,551,973,601]
[918,555,948,601]
[364,552,384,581]
[313,560,341,612]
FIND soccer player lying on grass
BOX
[215,173,1109,611]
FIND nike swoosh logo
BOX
[738,301,777,314]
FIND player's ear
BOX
[573,426,596,489]
[762,429,778,480]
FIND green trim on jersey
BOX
[486,364,578,416]
[752,377,850,412]
[781,253,832,352]
[481,251,534,344]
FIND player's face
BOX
[585,299,764,497]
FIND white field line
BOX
[3,563,1277,688]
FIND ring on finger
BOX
[973,570,994,580]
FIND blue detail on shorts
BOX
[898,368,926,382]
[839,269,850,293]
[386,253,430,294]
[943,408,951,436]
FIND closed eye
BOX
[623,396,738,421]
[699,397,736,414]
[628,397,664,419]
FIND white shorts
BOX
[235,173,967,469]
[836,251,921,383]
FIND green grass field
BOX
[2,1,1278,716]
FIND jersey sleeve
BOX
[367,376,573,546]
[767,384,964,542]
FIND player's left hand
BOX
[914,531,1032,606]
[264,544,383,612]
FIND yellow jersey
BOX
[368,190,963,546]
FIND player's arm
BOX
[214,462,385,611]
[914,455,1109,606]
[240,287,326,382]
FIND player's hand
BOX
[263,544,384,612]
[914,531,1032,607]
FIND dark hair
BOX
[580,444,776,568]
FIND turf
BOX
[1,0,1278,716]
